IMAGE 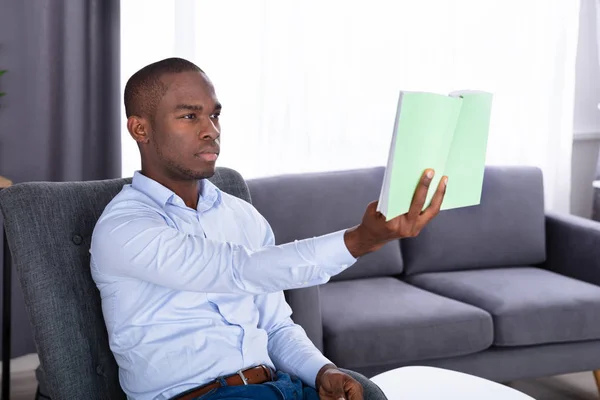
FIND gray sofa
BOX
[1,165,600,399]
[247,165,600,387]
[248,167,600,381]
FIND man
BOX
[90,57,447,400]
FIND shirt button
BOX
[96,365,106,376]
[72,234,83,245]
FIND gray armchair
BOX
[0,167,252,399]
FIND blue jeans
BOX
[194,371,319,400]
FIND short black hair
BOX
[124,57,204,119]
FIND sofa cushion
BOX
[319,277,493,369]
[406,267,600,346]
[247,167,403,281]
[401,166,546,275]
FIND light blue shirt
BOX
[90,171,357,400]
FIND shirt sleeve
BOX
[90,200,357,294]
[254,222,332,388]
[256,293,330,388]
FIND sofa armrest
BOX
[542,212,600,286]
[284,286,324,352]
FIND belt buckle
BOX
[237,369,249,385]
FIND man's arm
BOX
[255,290,331,387]
[90,201,356,295]
[92,169,446,295]
[255,221,356,393]
[255,285,362,398]
[90,203,356,294]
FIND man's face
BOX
[149,71,221,180]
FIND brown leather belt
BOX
[171,365,274,400]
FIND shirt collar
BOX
[132,171,222,211]
[198,178,223,212]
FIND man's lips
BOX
[195,150,219,162]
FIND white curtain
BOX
[121,0,580,212]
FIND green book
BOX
[377,90,493,220]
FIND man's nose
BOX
[200,118,220,140]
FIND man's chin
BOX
[194,165,217,180]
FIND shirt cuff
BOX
[312,229,357,267]
[295,352,332,388]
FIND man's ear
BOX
[127,116,151,144]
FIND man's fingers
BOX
[365,200,380,216]
[332,378,347,400]
[406,169,434,221]
[417,175,447,228]
[345,380,364,400]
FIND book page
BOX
[442,91,493,210]
[378,92,404,215]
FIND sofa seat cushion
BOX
[319,277,493,369]
[407,267,600,346]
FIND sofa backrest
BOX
[401,166,546,275]
[0,167,251,400]
[247,167,404,281]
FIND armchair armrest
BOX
[542,212,600,286]
[284,286,324,352]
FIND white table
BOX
[370,366,535,399]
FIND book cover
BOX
[377,90,493,220]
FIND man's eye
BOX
[210,113,220,120]
[182,114,196,119]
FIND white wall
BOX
[571,0,600,218]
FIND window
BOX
[121,0,580,211]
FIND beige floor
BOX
[1,354,598,399]
[1,354,40,399]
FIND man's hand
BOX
[316,364,363,400]
[345,168,447,258]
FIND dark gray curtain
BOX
[0,0,121,359]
